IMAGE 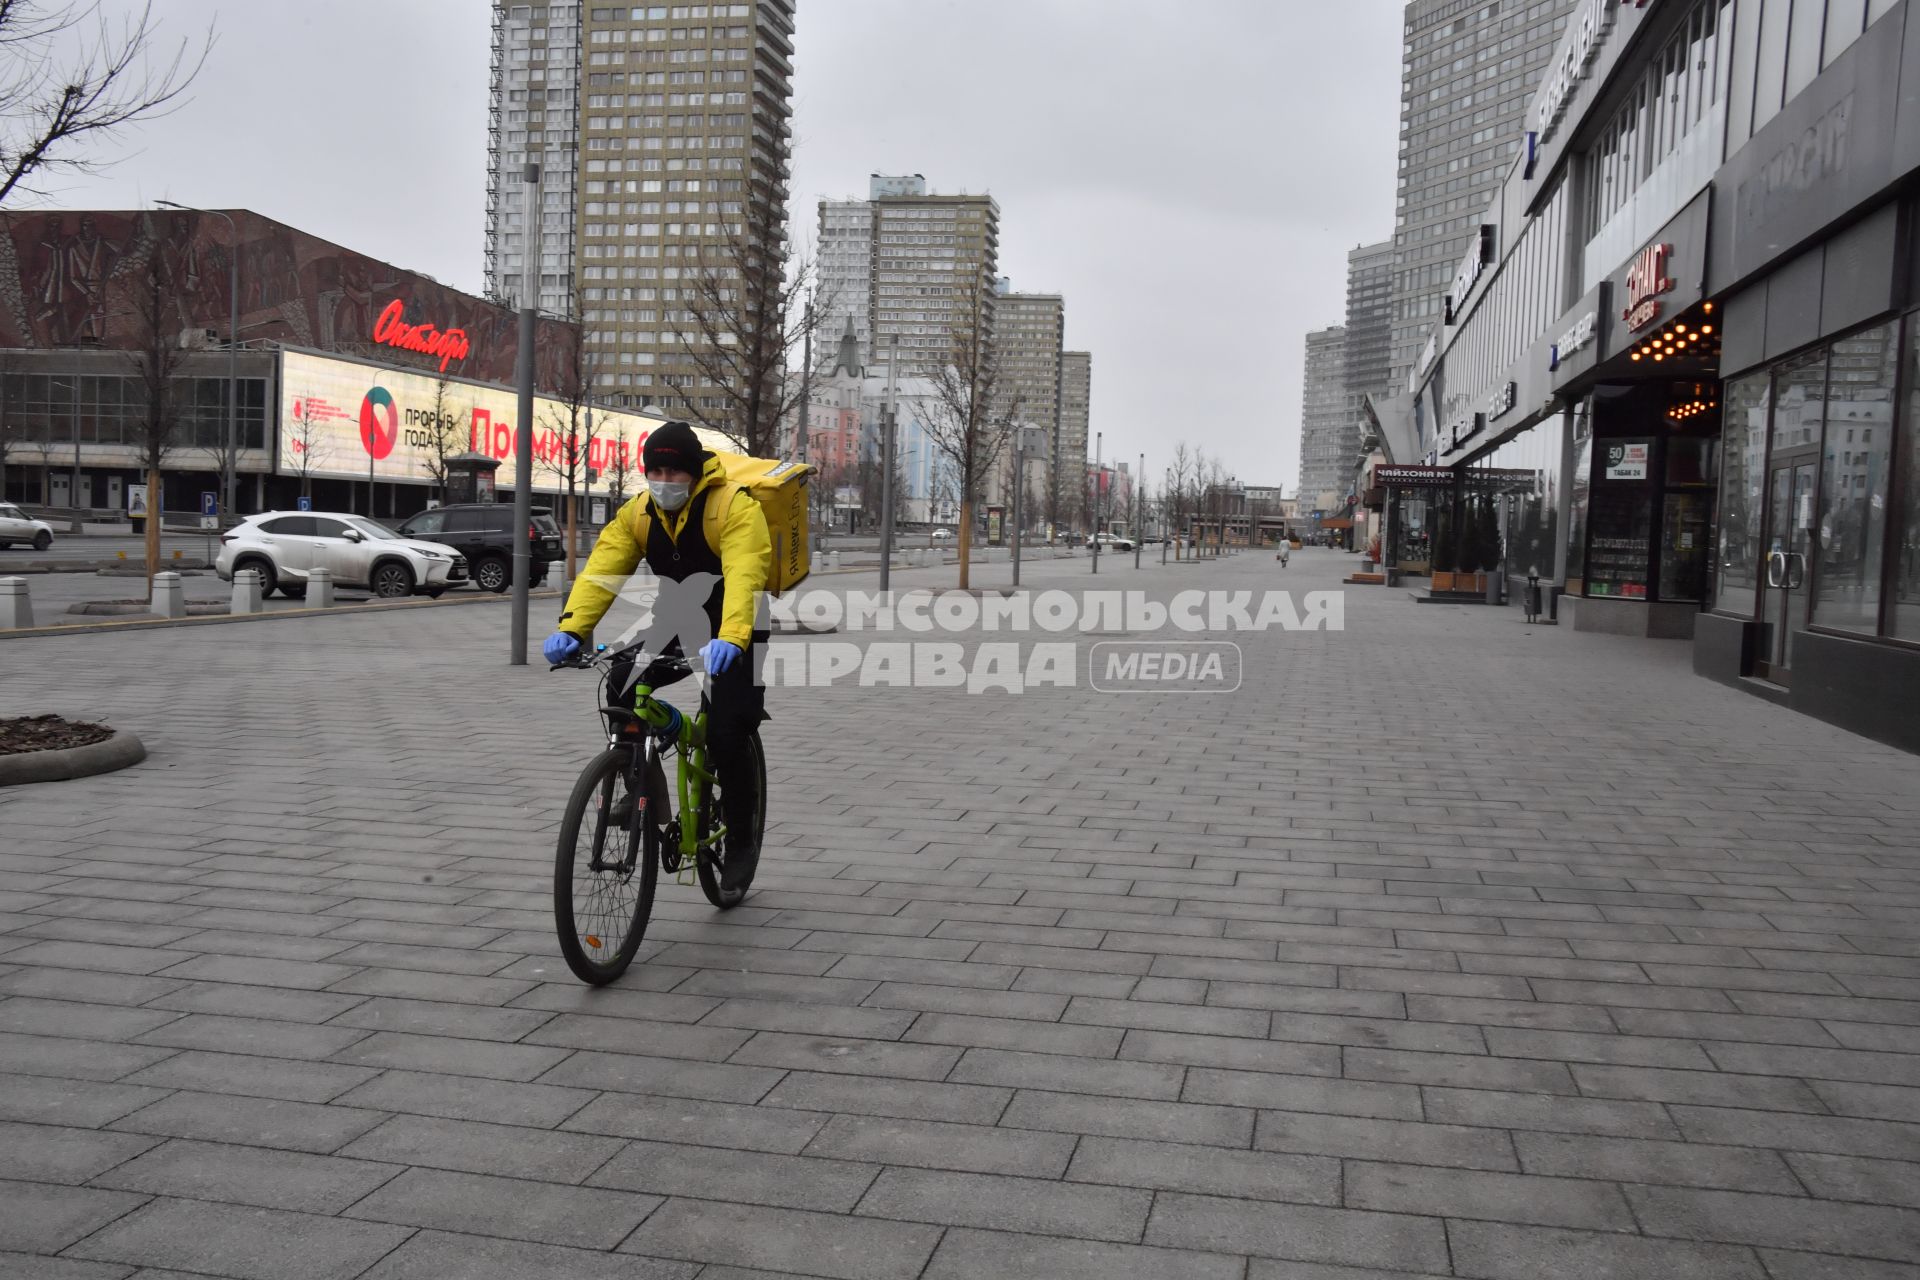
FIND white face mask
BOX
[649,480,691,511]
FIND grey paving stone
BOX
[0,1252,136,1280]
[0,997,183,1042]
[618,1197,941,1280]
[537,1049,782,1103]
[1122,1026,1343,1075]
[1482,1025,1713,1069]
[856,1165,1151,1242]
[1344,1160,1635,1230]
[0,1121,158,1184]
[522,1013,753,1062]
[861,981,1068,1020]
[0,1031,176,1082]
[696,997,915,1040]
[323,968,538,1006]
[356,1229,698,1280]
[903,1011,1122,1057]
[109,1091,389,1154]
[91,1139,400,1212]
[328,1029,574,1081]
[1424,1086,1680,1138]
[1570,1062,1828,1111]
[1515,1131,1803,1193]
[1755,1250,1920,1280]
[1671,1105,1920,1159]
[562,1091,826,1153]
[337,1113,624,1182]
[1254,1111,1517,1170]
[920,1226,1244,1280]
[950,1045,1184,1099]
[120,1049,376,1103]
[761,1070,1011,1124]
[803,1112,1076,1177]
[728,1030,961,1080]
[325,996,554,1041]
[344,1166,661,1248]
[999,1091,1253,1147]
[332,1068,596,1129]
[138,981,366,1024]
[1628,1184,1920,1262]
[65,1197,413,1280]
[132,1013,371,1061]
[1184,1066,1422,1119]
[1145,1190,1449,1272]
[0,1180,147,1253]
[1787,1153,1920,1209]
[1,941,190,976]
[592,1138,878,1212]
[0,968,185,1008]
[1446,1220,1766,1280]
[1066,1134,1340,1204]
[0,1073,171,1128]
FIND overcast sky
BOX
[37,0,1404,495]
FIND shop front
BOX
[1689,7,1920,752]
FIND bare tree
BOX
[122,250,183,597]
[417,372,464,504]
[537,320,598,576]
[604,426,634,510]
[285,396,330,502]
[0,1,212,207]
[676,231,830,457]
[921,281,1017,588]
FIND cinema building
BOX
[1403,0,1920,752]
[0,208,660,521]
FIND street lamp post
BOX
[157,202,239,520]
[1091,430,1101,575]
[1134,452,1143,570]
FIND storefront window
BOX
[1716,371,1768,617]
[1892,319,1920,641]
[1474,412,1565,582]
[1813,322,1897,634]
[1566,399,1593,590]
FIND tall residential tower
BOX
[1298,325,1349,507]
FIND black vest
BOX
[644,486,726,632]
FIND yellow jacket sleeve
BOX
[716,487,771,647]
[558,496,648,639]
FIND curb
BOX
[0,586,567,640]
[0,729,146,786]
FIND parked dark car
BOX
[397,503,565,593]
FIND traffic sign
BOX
[296,496,313,512]
[199,516,218,531]
[200,491,218,518]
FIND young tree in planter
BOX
[285,396,331,502]
[538,320,598,578]
[923,278,1017,589]
[122,252,185,600]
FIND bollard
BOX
[0,576,33,629]
[308,566,336,609]
[828,550,841,570]
[152,571,186,619]
[230,568,263,615]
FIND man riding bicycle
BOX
[543,420,771,895]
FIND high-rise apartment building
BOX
[1344,240,1395,432]
[485,1,797,417]
[815,175,927,372]
[486,2,583,316]
[1388,0,1572,389]
[991,287,1065,520]
[1060,350,1090,527]
[1298,325,1349,506]
[870,191,999,376]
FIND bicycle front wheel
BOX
[554,747,659,985]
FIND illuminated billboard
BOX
[277,348,731,495]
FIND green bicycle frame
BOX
[622,682,726,884]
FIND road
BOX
[1,548,1917,1278]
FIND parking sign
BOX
[201,491,217,518]
[296,496,313,512]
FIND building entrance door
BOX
[1757,459,1817,684]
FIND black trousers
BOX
[613,637,765,850]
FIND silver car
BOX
[215,512,467,599]
[0,502,55,551]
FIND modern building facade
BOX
[814,174,927,368]
[1298,325,1350,507]
[1059,350,1091,531]
[1401,0,1919,752]
[1389,0,1576,390]
[485,1,798,419]
[870,190,1000,376]
[991,287,1065,529]
[1345,238,1397,425]
[0,208,657,518]
[487,1,583,317]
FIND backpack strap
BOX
[700,478,746,551]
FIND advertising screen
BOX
[278,349,731,495]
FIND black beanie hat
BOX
[642,420,707,473]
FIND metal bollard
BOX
[308,566,336,608]
[230,568,263,615]
[0,576,33,629]
[152,571,186,619]
[827,550,841,571]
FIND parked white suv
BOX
[215,512,468,599]
[0,503,55,551]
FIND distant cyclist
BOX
[543,421,771,894]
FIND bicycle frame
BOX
[579,649,727,885]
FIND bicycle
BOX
[549,643,766,985]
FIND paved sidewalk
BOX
[1,547,1917,1279]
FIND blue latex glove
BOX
[544,632,581,665]
[700,639,742,675]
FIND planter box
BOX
[1431,571,1486,595]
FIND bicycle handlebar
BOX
[548,645,697,676]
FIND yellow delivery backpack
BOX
[701,451,814,595]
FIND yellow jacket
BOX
[558,454,772,647]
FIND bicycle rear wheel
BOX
[697,727,766,910]
[554,747,658,985]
